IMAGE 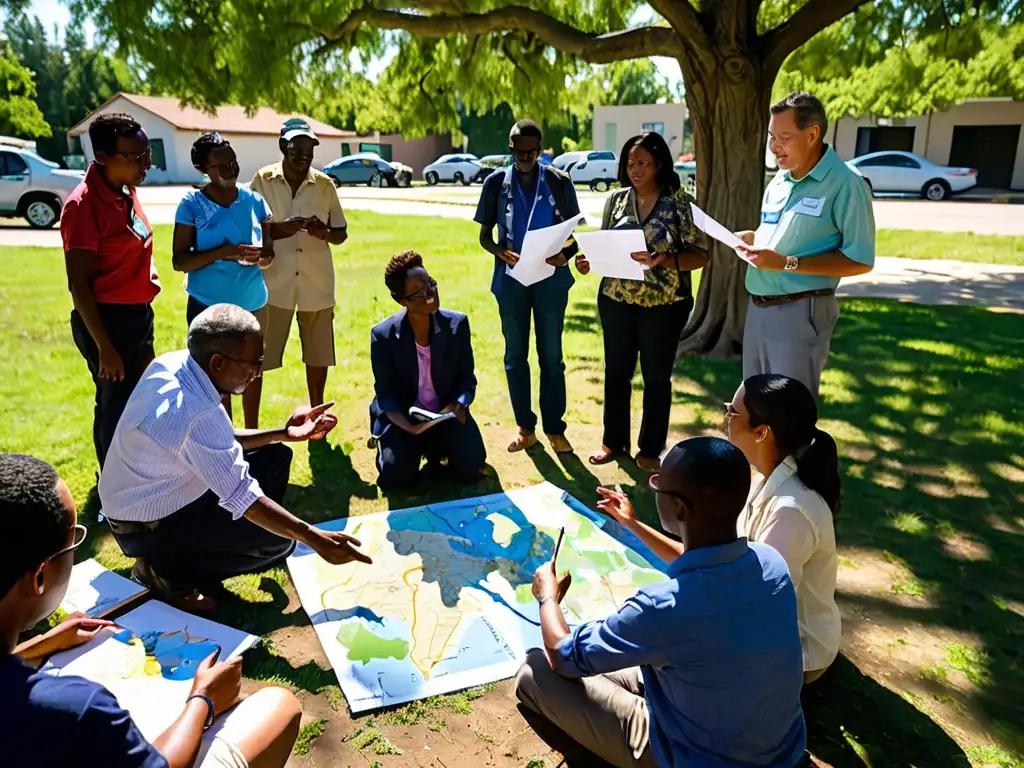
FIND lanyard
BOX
[515,171,544,233]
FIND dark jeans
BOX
[598,293,690,459]
[185,295,209,326]
[108,443,295,587]
[70,303,155,469]
[376,412,487,489]
[497,276,569,435]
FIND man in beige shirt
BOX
[249,120,348,425]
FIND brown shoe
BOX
[546,433,574,455]
[131,558,218,615]
[507,428,539,453]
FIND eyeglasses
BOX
[205,160,240,175]
[46,523,88,564]
[113,148,152,165]
[221,353,264,369]
[723,402,741,421]
[401,277,438,301]
[648,474,690,505]
[511,148,540,161]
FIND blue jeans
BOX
[497,273,570,435]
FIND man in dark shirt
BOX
[474,120,581,456]
[516,437,808,768]
[0,453,302,767]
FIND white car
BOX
[846,151,978,201]
[569,150,618,191]
[422,154,481,186]
[0,143,85,228]
[551,151,588,173]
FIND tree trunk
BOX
[676,51,774,358]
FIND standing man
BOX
[62,112,160,470]
[474,120,581,455]
[249,119,348,426]
[738,91,875,398]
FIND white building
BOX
[67,93,354,184]
[831,98,1024,190]
[593,103,688,158]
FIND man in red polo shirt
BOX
[62,112,161,469]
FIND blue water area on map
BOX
[386,493,556,608]
[113,628,221,681]
[308,606,386,627]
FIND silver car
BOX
[0,143,85,229]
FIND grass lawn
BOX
[1,212,1023,767]
[875,230,1024,266]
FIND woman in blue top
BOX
[172,133,273,424]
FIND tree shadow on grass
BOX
[286,438,378,524]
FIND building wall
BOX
[593,104,688,158]
[72,96,180,184]
[833,100,1024,189]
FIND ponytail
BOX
[742,374,843,517]
[793,427,842,516]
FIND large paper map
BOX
[287,482,667,712]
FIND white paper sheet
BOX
[507,213,586,287]
[573,230,647,281]
[60,558,148,617]
[44,601,258,740]
[689,203,756,266]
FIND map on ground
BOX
[287,482,667,713]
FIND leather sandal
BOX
[635,454,661,473]
[546,433,574,455]
[588,445,620,465]
[507,429,539,453]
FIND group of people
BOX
[0,89,876,767]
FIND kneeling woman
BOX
[370,252,487,489]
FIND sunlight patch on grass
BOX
[889,511,929,536]
[293,718,327,756]
[965,744,1024,768]
[345,720,403,756]
[946,643,991,686]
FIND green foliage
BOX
[0,38,51,138]
[293,718,327,756]
[776,6,1024,118]
[4,13,141,162]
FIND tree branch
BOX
[761,0,873,74]
[647,0,709,52]
[317,6,686,63]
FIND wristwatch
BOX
[784,255,800,271]
[187,694,216,730]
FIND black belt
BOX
[750,288,834,309]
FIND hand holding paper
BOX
[689,203,756,267]
[574,230,647,281]
[508,214,586,286]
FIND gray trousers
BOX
[742,295,840,399]
[514,649,658,768]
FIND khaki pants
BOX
[254,305,335,371]
[514,649,658,768]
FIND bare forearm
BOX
[172,244,235,273]
[235,428,288,451]
[479,227,501,256]
[244,496,313,544]
[268,223,299,241]
[385,410,420,434]
[539,599,571,670]
[69,281,113,350]
[789,251,872,277]
[327,228,347,245]
[152,699,207,768]
[672,249,708,271]
[624,519,685,564]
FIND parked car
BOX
[551,151,588,173]
[422,154,481,186]
[475,154,512,182]
[674,160,697,196]
[323,153,412,188]
[0,144,84,229]
[847,151,978,200]
[569,151,618,191]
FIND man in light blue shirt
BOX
[738,92,875,398]
[100,304,370,613]
[516,437,807,768]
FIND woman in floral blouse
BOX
[578,132,707,471]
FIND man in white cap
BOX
[249,119,348,425]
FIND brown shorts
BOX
[253,305,335,371]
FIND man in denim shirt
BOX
[516,437,807,768]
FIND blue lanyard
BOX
[515,171,544,233]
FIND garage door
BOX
[948,124,1021,189]
[854,126,916,156]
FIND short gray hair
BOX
[771,91,828,141]
[187,304,261,368]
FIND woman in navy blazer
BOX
[370,251,487,488]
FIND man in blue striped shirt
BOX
[516,437,807,768]
[99,304,371,613]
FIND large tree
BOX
[0,38,50,138]
[56,0,1020,354]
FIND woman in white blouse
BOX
[723,373,842,683]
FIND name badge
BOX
[794,196,825,217]
[129,209,152,241]
[761,210,782,224]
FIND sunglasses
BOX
[648,474,690,505]
[46,523,88,564]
